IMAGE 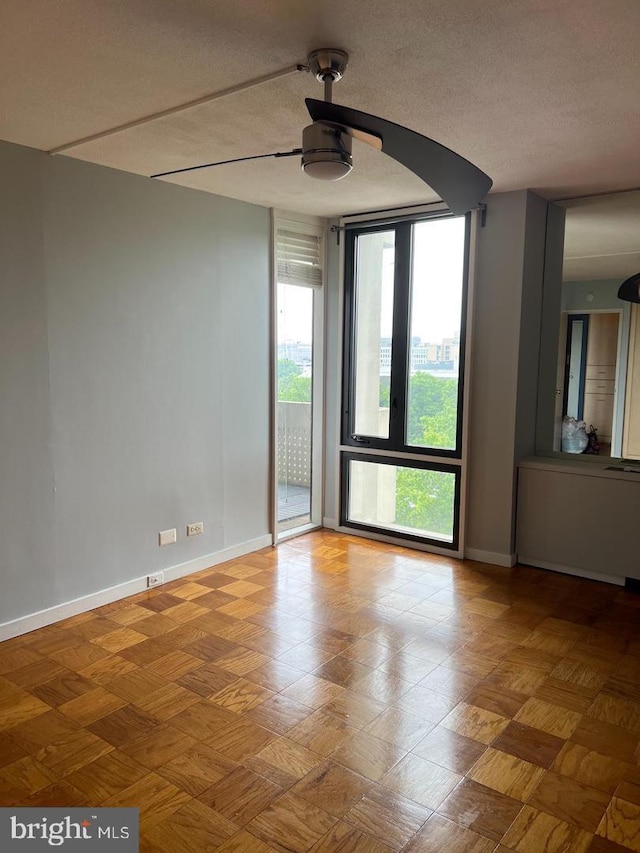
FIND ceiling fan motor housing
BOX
[302,122,353,181]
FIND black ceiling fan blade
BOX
[306,99,492,214]
[151,149,302,179]
[618,272,640,303]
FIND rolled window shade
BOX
[276,229,322,288]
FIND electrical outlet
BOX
[187,521,204,536]
[159,528,176,546]
[147,571,164,588]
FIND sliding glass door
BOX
[341,212,470,552]
[277,282,314,532]
[274,221,324,539]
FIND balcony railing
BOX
[277,401,311,487]
[278,401,311,525]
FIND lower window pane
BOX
[347,459,456,543]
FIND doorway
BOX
[560,310,623,456]
[274,221,324,539]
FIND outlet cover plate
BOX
[159,528,176,546]
[147,571,164,588]
[187,522,204,536]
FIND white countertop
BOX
[518,455,640,482]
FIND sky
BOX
[383,216,465,343]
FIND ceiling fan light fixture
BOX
[301,122,352,181]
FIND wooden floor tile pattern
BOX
[1,530,640,850]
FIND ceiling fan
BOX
[151,49,492,215]
[618,272,640,303]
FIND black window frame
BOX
[341,211,471,459]
[340,452,462,551]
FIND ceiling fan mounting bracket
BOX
[307,49,349,83]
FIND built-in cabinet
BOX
[582,313,618,442]
[517,458,640,583]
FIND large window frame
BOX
[341,212,471,458]
[337,205,475,556]
[340,452,462,550]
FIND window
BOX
[340,211,471,551]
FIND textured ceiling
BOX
[563,191,640,281]
[2,0,640,216]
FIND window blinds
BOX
[276,228,323,288]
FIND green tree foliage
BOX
[278,359,312,403]
[378,372,458,537]
[406,372,457,447]
[378,372,458,449]
[395,467,455,537]
[379,376,390,408]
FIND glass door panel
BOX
[277,283,313,533]
[406,217,466,450]
[352,230,396,439]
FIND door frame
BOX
[562,313,589,421]
[270,212,326,543]
[559,307,626,458]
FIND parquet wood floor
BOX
[1,530,640,851]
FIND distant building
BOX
[380,336,460,376]
[278,341,312,367]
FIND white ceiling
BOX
[563,191,640,281]
[3,0,640,216]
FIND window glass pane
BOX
[353,231,395,438]
[406,217,466,450]
[347,459,456,543]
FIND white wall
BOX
[0,141,271,631]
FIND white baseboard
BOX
[322,517,338,530]
[465,548,516,567]
[517,555,625,586]
[0,534,272,642]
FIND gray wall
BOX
[535,203,566,454]
[0,141,271,625]
[0,145,57,620]
[562,278,628,311]
[323,220,341,525]
[466,191,549,560]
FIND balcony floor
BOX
[277,482,310,524]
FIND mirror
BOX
[548,190,640,460]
